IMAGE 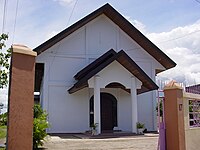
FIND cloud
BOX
[146,20,200,86]
[147,20,200,52]
[125,16,200,85]
[54,0,74,3]
[54,0,75,6]
[157,47,200,84]
[125,16,146,34]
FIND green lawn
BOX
[0,126,6,139]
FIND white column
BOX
[131,77,138,133]
[94,75,101,134]
[152,90,157,131]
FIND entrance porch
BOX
[88,75,139,135]
[68,50,158,134]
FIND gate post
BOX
[163,81,186,150]
[7,45,37,150]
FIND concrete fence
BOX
[183,92,200,150]
[7,45,36,150]
[163,81,200,150]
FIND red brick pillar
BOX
[163,81,186,150]
[7,45,37,150]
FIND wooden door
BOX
[101,93,114,131]
[89,93,117,131]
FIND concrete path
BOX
[43,134,158,150]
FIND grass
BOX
[0,126,6,150]
[0,126,6,139]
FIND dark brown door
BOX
[89,93,117,131]
[101,93,116,131]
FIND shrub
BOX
[90,123,98,130]
[136,122,145,129]
[33,104,49,149]
[0,112,7,126]
[0,125,7,139]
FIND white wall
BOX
[88,61,141,89]
[117,90,132,131]
[48,87,90,133]
[36,14,163,132]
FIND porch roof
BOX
[68,49,159,94]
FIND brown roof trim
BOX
[68,49,158,94]
[116,50,158,91]
[74,49,117,80]
[69,50,118,92]
[33,3,176,71]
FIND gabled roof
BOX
[33,3,176,72]
[68,49,159,94]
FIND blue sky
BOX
[0,0,200,106]
[1,0,200,47]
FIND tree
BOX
[0,33,11,88]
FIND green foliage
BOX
[136,122,145,129]
[189,101,193,112]
[156,100,163,117]
[90,123,98,130]
[33,104,49,149]
[0,112,7,126]
[0,33,11,88]
[0,125,7,139]
[34,104,44,118]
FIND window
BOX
[189,100,200,127]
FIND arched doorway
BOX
[89,93,117,131]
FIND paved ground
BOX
[0,138,6,149]
[0,139,5,145]
[43,133,159,150]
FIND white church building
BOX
[34,3,176,134]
